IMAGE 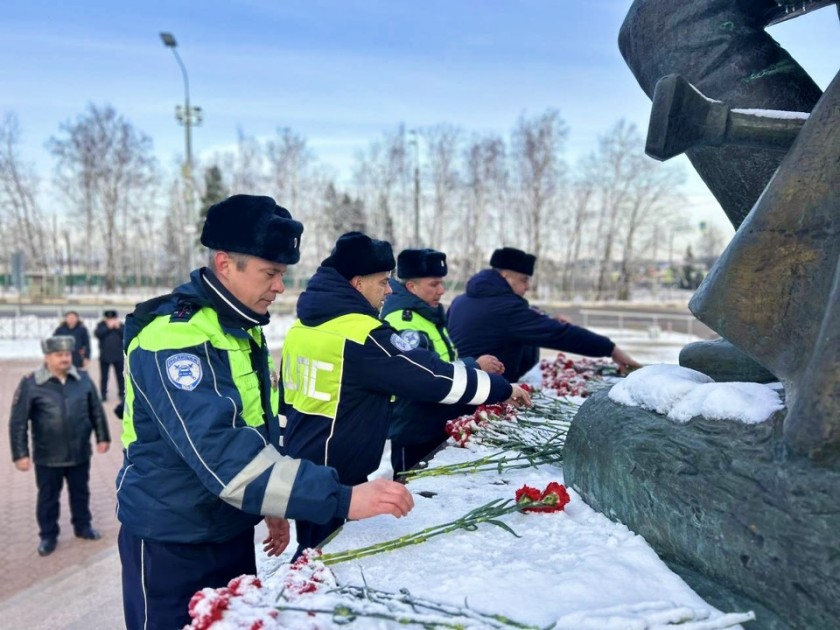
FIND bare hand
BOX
[554,313,571,324]
[14,457,31,472]
[505,384,532,408]
[476,355,504,374]
[611,346,642,375]
[348,478,414,521]
[96,442,110,454]
[262,516,291,557]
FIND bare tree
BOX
[266,127,314,212]
[224,129,265,193]
[423,125,461,253]
[615,151,685,300]
[580,120,636,300]
[0,113,51,273]
[559,173,596,297]
[510,110,568,290]
[48,104,157,292]
[461,134,507,284]
[351,130,407,247]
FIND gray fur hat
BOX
[41,335,75,354]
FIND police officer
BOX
[382,248,505,475]
[116,196,413,629]
[281,232,531,557]
[9,335,110,556]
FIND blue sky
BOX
[2,1,838,233]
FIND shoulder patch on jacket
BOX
[398,329,421,349]
[165,353,203,391]
[390,333,414,352]
[401,309,413,321]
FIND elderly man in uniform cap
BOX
[116,197,414,630]
[381,248,506,475]
[448,247,641,383]
[281,233,530,557]
[9,335,110,557]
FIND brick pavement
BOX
[0,360,125,603]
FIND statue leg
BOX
[619,0,823,227]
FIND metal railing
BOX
[578,309,699,336]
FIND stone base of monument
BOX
[564,389,840,629]
[679,338,777,384]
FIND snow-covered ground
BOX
[230,358,778,628]
[4,315,777,628]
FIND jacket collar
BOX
[34,364,80,385]
[200,268,270,329]
[382,279,446,325]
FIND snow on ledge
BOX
[608,364,784,424]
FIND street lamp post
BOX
[160,32,202,276]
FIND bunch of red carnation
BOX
[445,401,517,447]
[280,548,336,596]
[538,352,613,397]
[187,574,278,629]
[515,481,571,513]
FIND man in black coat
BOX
[9,335,111,556]
[94,309,124,400]
[54,310,91,369]
[448,247,641,383]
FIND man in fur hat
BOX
[9,335,110,557]
[116,196,414,629]
[281,233,531,557]
[448,247,640,383]
[381,248,505,475]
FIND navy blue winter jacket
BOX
[448,269,615,382]
[281,267,512,484]
[116,269,352,544]
[381,280,479,446]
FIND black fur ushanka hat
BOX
[490,247,537,276]
[321,231,395,280]
[397,248,448,279]
[200,194,304,264]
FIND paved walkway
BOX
[0,359,272,629]
[0,360,129,628]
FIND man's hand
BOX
[262,516,291,557]
[505,384,532,408]
[476,355,505,374]
[611,346,642,375]
[14,457,30,472]
[96,442,110,454]
[348,478,414,521]
[554,313,572,324]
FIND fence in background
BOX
[578,309,699,336]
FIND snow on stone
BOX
[609,364,784,424]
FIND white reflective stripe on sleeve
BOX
[466,370,491,405]
[219,445,298,513]
[438,362,468,404]
[261,453,301,517]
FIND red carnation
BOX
[540,482,571,512]
[515,485,543,508]
[516,482,571,513]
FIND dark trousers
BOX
[119,526,257,630]
[391,438,446,480]
[293,516,345,561]
[99,357,125,399]
[34,461,92,540]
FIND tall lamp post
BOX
[160,32,202,276]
